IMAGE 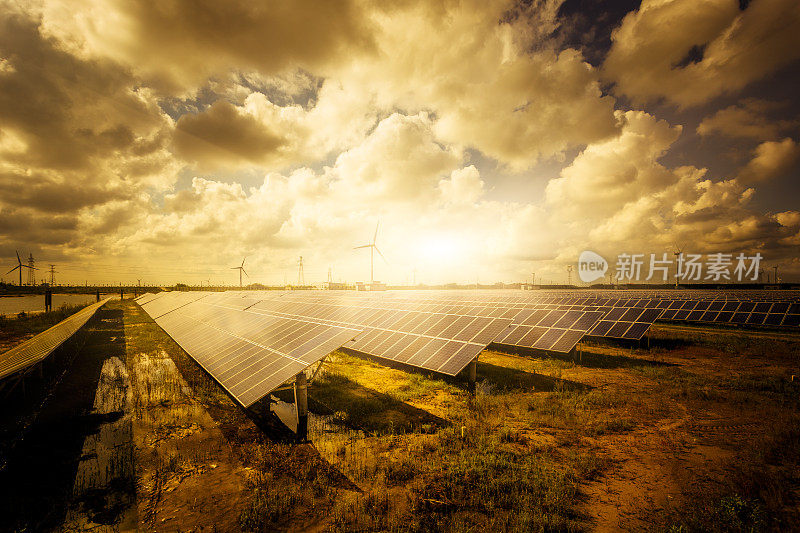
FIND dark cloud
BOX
[42,0,377,93]
[0,170,124,213]
[172,100,287,168]
[0,207,78,245]
[0,13,166,170]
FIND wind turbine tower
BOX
[231,257,248,288]
[673,244,684,288]
[354,222,386,284]
[5,251,34,286]
[298,256,305,286]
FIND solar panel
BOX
[586,306,663,340]
[0,298,111,381]
[139,291,212,318]
[492,308,604,353]
[242,296,513,376]
[140,296,361,407]
[134,292,166,305]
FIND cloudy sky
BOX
[1,0,799,286]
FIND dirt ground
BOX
[0,299,798,532]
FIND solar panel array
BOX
[0,298,111,381]
[139,293,361,407]
[136,288,799,409]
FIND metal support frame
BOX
[294,372,308,442]
[467,358,477,395]
[308,356,327,385]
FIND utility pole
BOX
[773,265,779,284]
[49,264,57,286]
[327,266,332,284]
[298,256,305,286]
[27,253,35,285]
[566,265,573,286]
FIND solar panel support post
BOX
[467,358,477,395]
[294,372,308,442]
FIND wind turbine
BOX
[673,243,684,288]
[6,251,35,286]
[354,222,386,284]
[231,257,248,288]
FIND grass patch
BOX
[0,303,88,344]
[665,414,800,532]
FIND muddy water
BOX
[64,356,137,531]
[270,397,364,440]
[0,293,103,316]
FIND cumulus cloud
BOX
[604,0,800,107]
[697,99,799,139]
[333,0,620,169]
[171,87,377,171]
[439,166,485,204]
[546,111,681,218]
[330,113,462,202]
[39,0,376,94]
[738,138,800,183]
[545,110,798,258]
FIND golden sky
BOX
[1,0,799,285]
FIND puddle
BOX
[64,356,137,531]
[270,396,365,440]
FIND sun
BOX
[416,233,466,267]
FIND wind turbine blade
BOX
[373,221,379,244]
[5,265,20,275]
[15,250,20,263]
[231,267,240,270]
[353,244,371,249]
[375,246,388,264]
[241,256,246,267]
[242,269,248,277]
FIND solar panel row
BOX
[0,298,111,381]
[141,295,361,407]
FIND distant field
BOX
[0,299,798,531]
